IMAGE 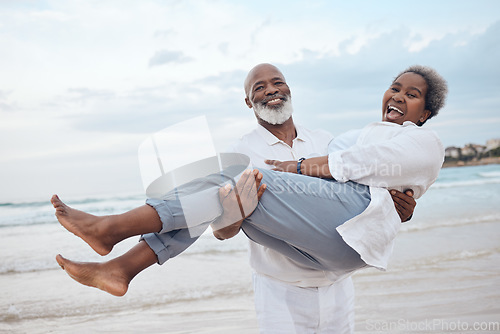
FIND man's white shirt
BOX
[230,123,338,287]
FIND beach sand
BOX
[2,218,499,334]
[2,165,500,333]
[352,218,500,333]
[1,236,259,334]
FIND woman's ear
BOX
[420,110,431,123]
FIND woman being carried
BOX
[52,65,447,296]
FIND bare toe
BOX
[51,197,114,256]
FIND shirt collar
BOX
[378,120,418,128]
[294,124,307,142]
[256,123,307,146]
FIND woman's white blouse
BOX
[328,121,444,269]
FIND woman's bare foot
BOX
[51,195,116,256]
[56,254,130,297]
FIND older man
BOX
[225,63,415,333]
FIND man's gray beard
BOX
[253,99,294,125]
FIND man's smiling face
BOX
[245,64,293,125]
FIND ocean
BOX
[1,164,500,333]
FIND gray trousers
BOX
[142,169,370,273]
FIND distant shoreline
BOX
[442,157,500,168]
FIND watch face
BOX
[297,158,305,174]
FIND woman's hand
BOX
[265,159,298,173]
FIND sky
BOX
[1,0,499,202]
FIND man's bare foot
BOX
[51,195,115,256]
[56,254,130,297]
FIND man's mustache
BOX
[261,94,288,104]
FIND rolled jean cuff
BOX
[146,198,174,234]
[141,233,171,265]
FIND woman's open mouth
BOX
[386,105,404,121]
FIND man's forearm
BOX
[213,220,243,240]
[300,156,333,178]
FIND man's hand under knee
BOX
[212,169,266,240]
[390,189,416,222]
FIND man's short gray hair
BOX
[394,65,448,125]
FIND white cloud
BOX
[149,50,193,67]
[1,0,499,201]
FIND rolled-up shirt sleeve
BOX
[328,122,444,199]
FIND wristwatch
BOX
[297,158,306,174]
